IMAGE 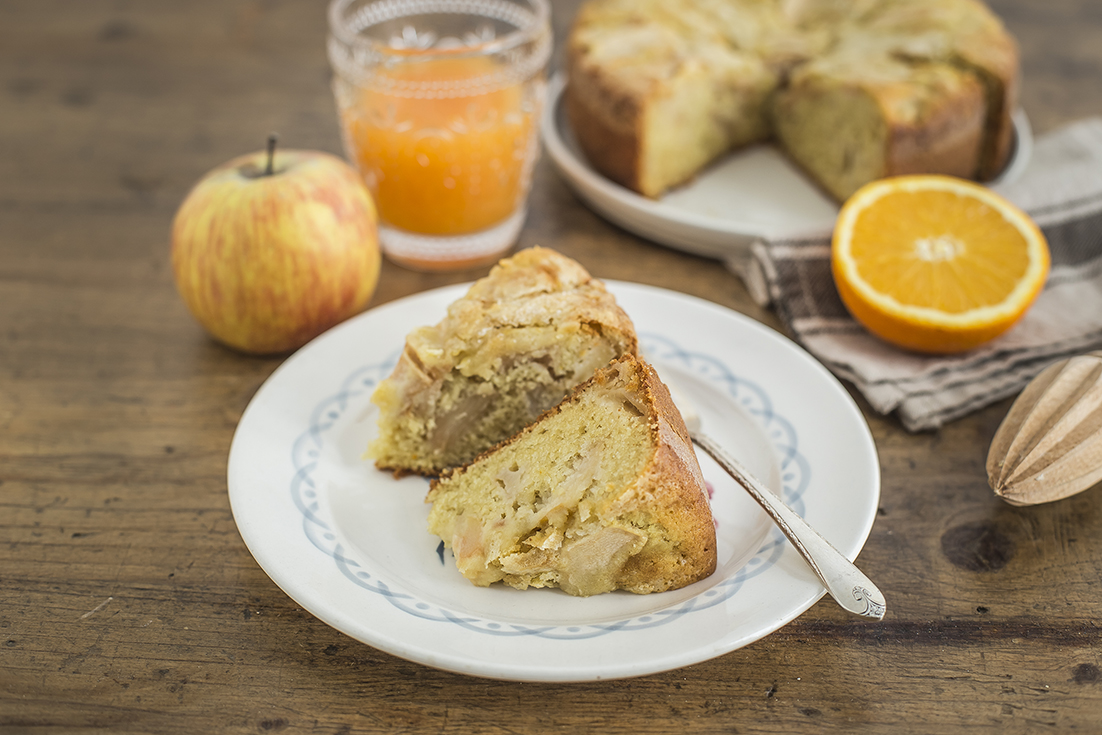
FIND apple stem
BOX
[264,133,278,176]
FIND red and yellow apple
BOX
[171,147,380,354]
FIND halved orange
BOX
[832,175,1050,354]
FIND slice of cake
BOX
[368,247,637,476]
[426,354,717,597]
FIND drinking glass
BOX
[328,0,551,271]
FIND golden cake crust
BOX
[607,357,716,592]
[565,64,644,195]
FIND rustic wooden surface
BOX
[3,0,1101,732]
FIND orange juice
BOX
[341,56,534,236]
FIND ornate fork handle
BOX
[691,431,887,620]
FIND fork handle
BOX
[692,431,886,620]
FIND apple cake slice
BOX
[426,354,717,597]
[367,247,637,476]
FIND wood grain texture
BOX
[2,0,1101,732]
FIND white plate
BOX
[541,74,1033,260]
[228,282,881,682]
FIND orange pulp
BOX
[341,56,533,236]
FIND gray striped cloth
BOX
[730,118,1102,431]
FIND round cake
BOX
[566,0,1018,201]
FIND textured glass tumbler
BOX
[328,0,551,271]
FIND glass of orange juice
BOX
[327,0,551,271]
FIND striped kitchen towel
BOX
[730,118,1102,431]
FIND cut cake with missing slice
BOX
[566,0,1018,201]
[426,354,717,597]
[367,247,638,476]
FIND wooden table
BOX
[3,1,1101,731]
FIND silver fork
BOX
[672,381,887,620]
